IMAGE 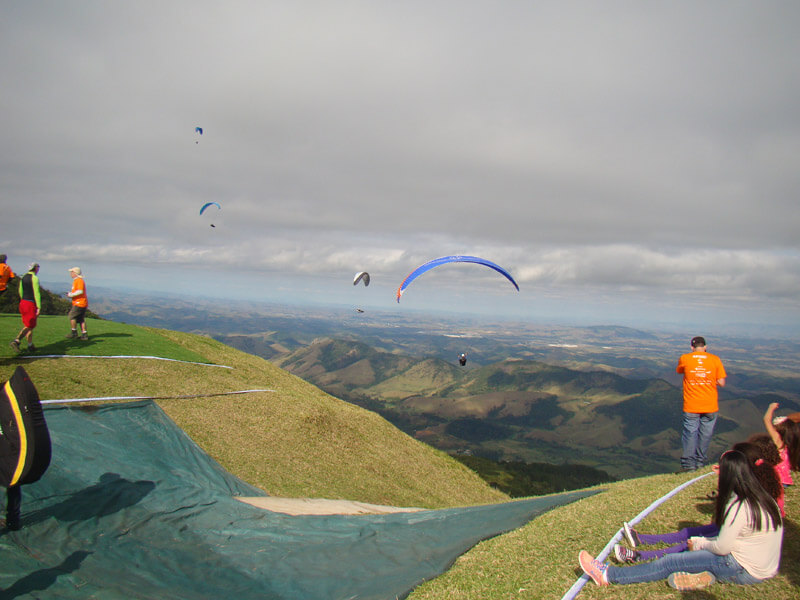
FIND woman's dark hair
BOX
[715,450,781,531]
[745,434,781,466]
[732,441,783,505]
[775,419,800,471]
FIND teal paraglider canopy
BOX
[199,202,221,227]
[396,255,519,302]
[199,202,221,216]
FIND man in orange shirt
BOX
[65,267,89,340]
[0,254,15,294]
[676,336,726,471]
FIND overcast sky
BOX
[3,2,799,334]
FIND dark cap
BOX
[691,336,706,348]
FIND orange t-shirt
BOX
[676,351,726,413]
[70,276,88,308]
[0,263,15,291]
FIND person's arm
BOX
[67,282,84,298]
[764,402,784,450]
[690,502,746,555]
[32,275,41,312]
[676,356,685,374]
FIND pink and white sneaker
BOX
[579,550,609,586]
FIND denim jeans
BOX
[607,550,762,585]
[681,411,717,470]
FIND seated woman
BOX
[613,439,784,563]
[579,449,783,590]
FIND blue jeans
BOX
[607,550,762,585]
[681,412,717,470]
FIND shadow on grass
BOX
[1,331,134,359]
[694,497,715,517]
[781,517,800,588]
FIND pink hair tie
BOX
[755,458,765,466]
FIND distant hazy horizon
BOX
[73,278,800,342]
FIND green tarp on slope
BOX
[1,401,598,599]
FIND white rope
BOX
[41,389,275,405]
[559,471,713,600]
[17,354,232,369]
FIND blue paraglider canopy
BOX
[199,202,221,216]
[195,126,203,135]
[396,255,519,302]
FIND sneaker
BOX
[65,331,77,339]
[80,333,88,341]
[578,550,609,587]
[9,339,20,351]
[668,571,716,591]
[27,344,36,353]
[613,544,639,563]
[623,522,640,548]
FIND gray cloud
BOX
[3,1,800,331]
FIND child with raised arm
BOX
[764,402,800,487]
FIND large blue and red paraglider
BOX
[396,255,519,302]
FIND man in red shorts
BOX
[10,263,41,353]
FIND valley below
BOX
[91,288,800,480]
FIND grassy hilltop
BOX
[1,314,798,599]
[0,314,503,508]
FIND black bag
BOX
[0,366,51,487]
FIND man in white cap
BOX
[66,267,89,340]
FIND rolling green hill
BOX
[0,314,505,508]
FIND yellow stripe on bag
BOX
[4,380,28,486]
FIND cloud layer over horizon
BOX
[3,2,799,331]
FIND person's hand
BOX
[688,539,694,551]
[712,464,720,474]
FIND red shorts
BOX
[19,300,38,328]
